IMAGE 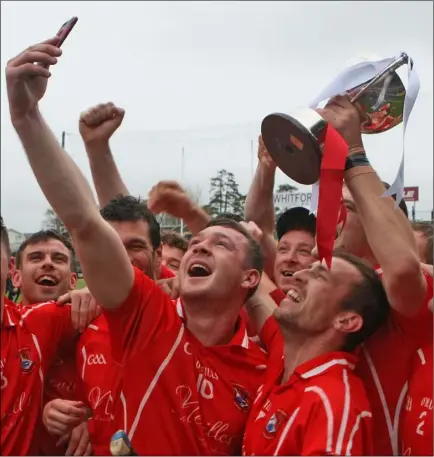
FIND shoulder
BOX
[302,369,370,415]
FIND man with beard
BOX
[243,252,389,455]
[6,37,268,456]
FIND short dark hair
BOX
[205,217,263,299]
[0,216,11,256]
[100,195,161,250]
[15,230,76,270]
[216,213,244,223]
[161,231,188,253]
[412,221,433,265]
[276,207,316,240]
[334,251,390,352]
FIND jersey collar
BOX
[295,351,358,380]
[175,298,249,349]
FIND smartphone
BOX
[56,16,78,47]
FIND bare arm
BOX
[346,167,425,315]
[321,96,425,316]
[79,103,129,207]
[244,137,278,277]
[13,112,133,310]
[244,135,277,235]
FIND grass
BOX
[77,278,86,289]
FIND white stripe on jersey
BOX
[305,386,334,453]
[128,325,185,440]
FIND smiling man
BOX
[12,230,77,305]
[6,37,268,456]
[243,253,390,456]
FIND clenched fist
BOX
[148,181,195,219]
[79,102,125,146]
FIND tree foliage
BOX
[42,208,70,239]
[208,169,245,218]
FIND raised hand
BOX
[79,102,125,147]
[147,181,195,219]
[317,95,365,152]
[58,287,101,333]
[6,37,62,124]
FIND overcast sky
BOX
[1,1,432,232]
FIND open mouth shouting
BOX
[187,262,213,278]
[36,275,59,287]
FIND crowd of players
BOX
[1,33,433,457]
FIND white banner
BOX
[273,191,312,210]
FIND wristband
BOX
[345,153,371,170]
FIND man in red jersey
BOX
[0,217,87,456]
[6,38,267,455]
[399,263,433,456]
[312,95,431,456]
[11,230,92,455]
[43,196,169,455]
[242,252,389,456]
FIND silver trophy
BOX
[261,53,410,185]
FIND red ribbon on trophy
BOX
[316,125,348,268]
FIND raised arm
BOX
[147,181,210,235]
[244,136,278,277]
[6,38,133,310]
[320,96,425,316]
[244,135,277,234]
[79,102,129,207]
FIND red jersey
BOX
[17,302,82,456]
[400,344,433,456]
[356,270,433,455]
[104,267,268,455]
[160,264,175,279]
[243,317,373,456]
[1,301,74,456]
[77,314,114,456]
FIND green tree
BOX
[208,169,245,217]
[42,208,70,239]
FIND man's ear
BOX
[241,269,261,294]
[12,269,22,288]
[333,311,363,334]
[69,272,78,290]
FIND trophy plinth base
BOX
[261,109,326,185]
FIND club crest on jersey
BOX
[18,348,34,373]
[233,383,250,412]
[264,409,287,438]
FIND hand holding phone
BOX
[56,16,78,47]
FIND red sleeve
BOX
[300,380,374,456]
[391,272,433,349]
[103,267,180,364]
[24,303,75,363]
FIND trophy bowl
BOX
[261,54,408,185]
